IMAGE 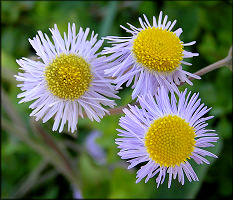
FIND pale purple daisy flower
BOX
[116,87,218,188]
[72,186,83,199]
[85,130,107,165]
[102,11,200,99]
[15,23,119,133]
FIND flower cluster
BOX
[15,11,218,188]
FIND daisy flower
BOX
[15,23,119,133]
[102,11,200,99]
[85,130,106,165]
[115,87,218,188]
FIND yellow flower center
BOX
[44,53,92,100]
[132,27,184,73]
[144,115,196,167]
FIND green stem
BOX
[30,121,82,190]
[10,160,49,198]
[33,122,73,175]
[1,88,27,131]
[2,118,81,191]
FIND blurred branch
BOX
[63,140,82,153]
[1,67,18,84]
[1,87,63,170]
[1,118,63,171]
[1,87,27,131]
[30,121,82,190]
[1,120,72,196]
[107,101,137,115]
[10,161,59,198]
[2,83,81,194]
[34,169,59,188]
[33,122,73,174]
[10,160,49,198]
[82,101,138,118]
[2,117,81,193]
[105,101,139,116]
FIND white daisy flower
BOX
[15,23,119,133]
[116,87,218,188]
[102,11,200,99]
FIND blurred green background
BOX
[1,1,232,199]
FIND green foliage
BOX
[108,167,150,198]
[1,1,232,199]
[79,152,111,198]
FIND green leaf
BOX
[216,117,232,139]
[1,50,20,72]
[98,1,119,37]
[163,2,200,41]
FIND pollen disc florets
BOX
[44,53,92,100]
[145,115,196,167]
[132,27,184,73]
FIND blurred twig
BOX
[1,89,81,195]
[10,160,49,198]
[2,118,64,173]
[34,169,59,187]
[1,67,18,84]
[33,121,73,175]
[29,121,82,190]
[1,88,27,131]
[63,140,82,153]
[2,117,81,195]
[11,161,59,198]
[105,101,139,116]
